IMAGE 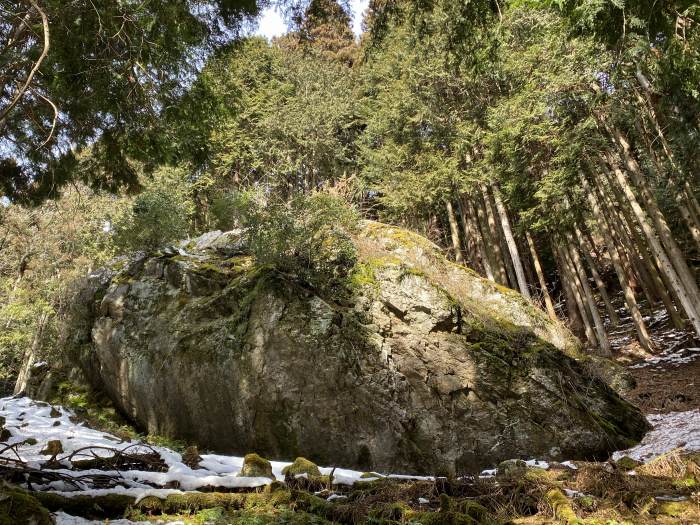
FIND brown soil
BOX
[626,355,700,413]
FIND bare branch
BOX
[0,0,50,131]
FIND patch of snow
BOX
[53,511,154,525]
[0,395,433,502]
[612,409,700,462]
[418,497,430,504]
[629,346,700,369]
[560,461,578,470]
[525,459,549,469]
[327,493,348,501]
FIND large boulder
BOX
[59,221,647,474]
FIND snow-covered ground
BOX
[2,395,700,524]
[612,409,700,462]
[628,346,700,369]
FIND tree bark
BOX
[477,187,508,286]
[457,197,478,270]
[526,232,557,322]
[566,235,611,355]
[445,200,464,264]
[604,146,700,338]
[556,242,598,348]
[634,89,700,251]
[14,311,49,394]
[574,224,620,326]
[599,170,686,329]
[466,197,495,281]
[582,174,654,352]
[491,185,531,299]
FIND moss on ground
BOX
[19,452,700,524]
[0,487,52,525]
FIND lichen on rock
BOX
[282,457,321,477]
[34,222,649,474]
[239,453,275,479]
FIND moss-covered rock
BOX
[0,487,52,525]
[614,456,641,471]
[52,222,648,474]
[282,457,321,477]
[239,453,275,479]
[497,459,528,479]
[39,439,63,456]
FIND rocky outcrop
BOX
[38,222,648,473]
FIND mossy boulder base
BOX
[56,221,647,473]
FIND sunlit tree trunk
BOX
[603,145,700,338]
[526,232,557,322]
[565,236,611,355]
[582,174,654,352]
[466,197,495,281]
[457,197,478,270]
[634,89,700,251]
[14,311,49,394]
[478,186,508,286]
[492,185,530,299]
[556,242,598,348]
[445,199,463,264]
[574,224,619,326]
[599,170,686,329]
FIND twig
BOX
[0,0,51,130]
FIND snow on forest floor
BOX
[2,395,700,524]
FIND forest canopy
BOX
[1,0,699,384]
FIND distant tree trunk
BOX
[603,145,700,338]
[574,225,619,326]
[599,172,686,329]
[559,263,585,338]
[478,187,508,286]
[556,242,598,348]
[582,174,654,352]
[466,197,495,281]
[608,127,700,298]
[565,235,611,355]
[519,236,538,298]
[14,311,49,394]
[445,200,464,264]
[634,89,700,251]
[457,197,478,270]
[526,232,557,322]
[491,185,531,299]
[601,186,660,308]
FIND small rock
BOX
[0,416,9,442]
[49,407,61,418]
[614,456,641,471]
[52,421,61,427]
[40,440,63,456]
[497,459,528,479]
[282,457,321,477]
[238,453,275,479]
[181,445,202,469]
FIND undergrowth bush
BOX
[232,190,359,294]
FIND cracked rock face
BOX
[60,223,648,474]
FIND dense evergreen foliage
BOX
[1,0,699,381]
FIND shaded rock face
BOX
[64,222,648,474]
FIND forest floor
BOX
[608,303,700,414]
